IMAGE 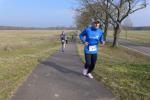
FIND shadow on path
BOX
[41,60,82,76]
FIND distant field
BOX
[0,30,74,50]
[77,42,150,100]
[0,30,74,100]
[107,30,150,45]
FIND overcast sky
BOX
[0,0,150,27]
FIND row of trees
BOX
[75,0,148,47]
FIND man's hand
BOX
[100,41,105,47]
[84,42,89,46]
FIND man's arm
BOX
[79,29,87,44]
[99,32,105,46]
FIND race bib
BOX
[89,45,97,51]
[61,40,65,42]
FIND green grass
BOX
[77,42,150,100]
[107,30,150,45]
[0,30,74,100]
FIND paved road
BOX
[108,38,150,56]
[10,42,114,100]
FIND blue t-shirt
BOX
[79,27,104,54]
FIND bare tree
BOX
[76,0,148,47]
[75,5,95,30]
[75,0,111,41]
[106,0,147,47]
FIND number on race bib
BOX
[61,40,65,42]
[89,45,97,51]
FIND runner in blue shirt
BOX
[79,19,105,79]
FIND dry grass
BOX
[0,30,74,50]
[77,42,150,100]
[0,30,74,100]
[107,30,150,44]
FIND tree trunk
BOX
[103,0,109,42]
[104,26,108,41]
[104,15,109,41]
[112,24,120,47]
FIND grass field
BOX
[0,30,73,100]
[77,42,150,100]
[107,30,150,45]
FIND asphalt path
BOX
[10,42,114,100]
[107,38,150,56]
